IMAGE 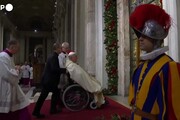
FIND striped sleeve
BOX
[167,62,180,119]
[160,62,180,120]
[128,81,134,105]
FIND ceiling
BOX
[0,0,56,31]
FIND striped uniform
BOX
[129,53,180,120]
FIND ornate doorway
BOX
[28,37,46,85]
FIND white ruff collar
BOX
[140,46,169,60]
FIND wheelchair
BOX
[59,74,98,111]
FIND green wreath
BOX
[103,0,118,95]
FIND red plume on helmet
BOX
[130,4,171,39]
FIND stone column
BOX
[54,0,66,42]
[76,0,86,68]
[64,0,69,42]
[84,0,96,75]
[70,0,75,50]
[177,0,180,61]
[117,0,130,96]
[74,0,77,52]
[25,36,29,61]
[95,0,108,87]
[163,0,179,62]
[0,15,3,50]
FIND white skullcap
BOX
[62,42,69,48]
[68,52,76,57]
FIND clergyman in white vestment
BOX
[66,52,105,107]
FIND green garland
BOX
[103,0,118,95]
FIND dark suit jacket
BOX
[41,52,66,89]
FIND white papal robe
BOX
[65,59,105,106]
[0,52,29,113]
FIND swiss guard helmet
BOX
[129,4,171,40]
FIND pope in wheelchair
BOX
[59,52,106,111]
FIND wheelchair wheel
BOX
[62,84,90,111]
[90,100,97,109]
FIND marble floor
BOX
[22,86,130,109]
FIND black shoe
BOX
[32,112,45,118]
[50,108,62,114]
[104,99,109,105]
[99,99,109,109]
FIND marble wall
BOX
[117,0,130,96]
[85,0,96,75]
[163,0,180,62]
[75,0,86,68]
[0,14,3,50]
[95,0,108,87]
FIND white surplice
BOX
[0,52,30,113]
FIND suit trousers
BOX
[33,86,60,114]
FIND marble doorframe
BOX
[117,0,130,96]
[95,0,108,88]
[163,0,180,62]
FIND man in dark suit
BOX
[32,42,66,118]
